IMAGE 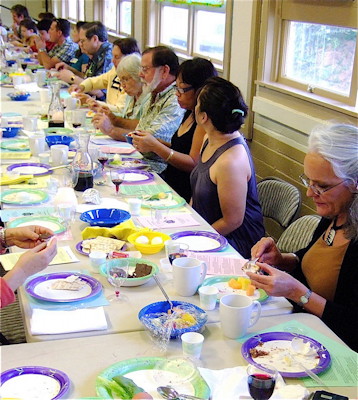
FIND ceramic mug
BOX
[51,144,68,166]
[172,257,207,297]
[220,294,261,339]
[28,133,45,156]
[22,116,38,132]
[64,96,81,110]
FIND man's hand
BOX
[5,226,54,249]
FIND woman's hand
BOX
[246,262,302,300]
[251,237,284,266]
[55,62,67,71]
[69,84,84,94]
[55,69,73,83]
[5,226,54,248]
[132,131,158,153]
[92,114,113,135]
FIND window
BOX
[267,0,358,107]
[63,0,85,21]
[156,0,227,67]
[101,0,133,36]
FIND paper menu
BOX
[0,246,79,271]
[136,213,199,229]
[190,252,246,275]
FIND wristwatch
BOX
[70,75,76,83]
[297,289,312,307]
[38,48,46,52]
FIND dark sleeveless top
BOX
[190,135,265,258]
[164,110,196,202]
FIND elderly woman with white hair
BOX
[247,123,358,351]
[92,53,147,138]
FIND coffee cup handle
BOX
[199,261,207,285]
[248,300,261,328]
[75,98,81,108]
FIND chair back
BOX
[277,214,321,253]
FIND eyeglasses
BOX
[140,65,155,73]
[173,85,194,94]
[119,76,133,83]
[299,174,347,196]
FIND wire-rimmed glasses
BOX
[299,174,347,196]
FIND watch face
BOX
[300,296,308,304]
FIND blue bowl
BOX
[138,301,208,339]
[2,127,20,138]
[6,60,16,67]
[45,135,74,147]
[125,134,134,145]
[7,93,30,101]
[80,208,131,227]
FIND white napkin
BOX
[15,82,41,93]
[76,198,129,214]
[261,296,293,317]
[198,366,308,400]
[30,307,108,335]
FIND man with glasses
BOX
[93,45,184,173]
[36,19,78,69]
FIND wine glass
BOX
[165,240,189,264]
[97,149,109,171]
[71,109,86,129]
[56,203,76,230]
[106,259,129,302]
[247,364,278,400]
[110,168,126,196]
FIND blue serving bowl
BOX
[7,93,30,101]
[1,127,20,138]
[45,135,74,147]
[80,208,131,227]
[138,301,208,339]
[125,133,134,145]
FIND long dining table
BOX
[1,78,356,399]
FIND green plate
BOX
[7,215,66,234]
[44,127,73,135]
[141,194,186,210]
[200,275,269,303]
[1,139,29,151]
[96,357,211,399]
[99,258,158,287]
[1,189,49,205]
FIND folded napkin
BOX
[30,307,108,335]
[15,82,41,93]
[1,151,32,159]
[199,366,308,400]
[81,219,147,240]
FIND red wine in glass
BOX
[21,63,27,71]
[98,157,108,167]
[72,123,82,129]
[168,252,188,264]
[248,373,276,400]
[112,178,123,195]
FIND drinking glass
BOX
[110,169,125,196]
[150,206,169,228]
[71,109,86,129]
[56,203,76,230]
[247,364,278,400]
[97,149,109,171]
[106,259,129,302]
[165,240,189,264]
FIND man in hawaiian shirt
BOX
[36,19,78,69]
[92,46,184,173]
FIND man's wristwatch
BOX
[297,289,312,307]
[38,48,46,52]
[70,75,76,83]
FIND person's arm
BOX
[4,226,54,249]
[37,50,62,69]
[91,114,130,141]
[210,145,251,236]
[108,112,139,130]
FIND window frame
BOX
[259,0,358,109]
[63,0,85,22]
[155,0,227,68]
[97,0,134,37]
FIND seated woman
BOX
[190,77,265,258]
[132,58,217,202]
[10,18,39,52]
[92,53,145,136]
[247,123,358,352]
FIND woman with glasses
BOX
[132,57,217,201]
[190,77,265,258]
[247,123,358,351]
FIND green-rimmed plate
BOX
[7,215,66,234]
[44,127,73,136]
[1,139,29,151]
[0,189,49,205]
[200,275,269,303]
[96,357,211,399]
[141,193,186,210]
[99,258,158,287]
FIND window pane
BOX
[284,22,357,96]
[78,0,85,21]
[68,1,78,19]
[104,0,118,31]
[160,6,188,50]
[120,1,132,35]
[194,10,225,61]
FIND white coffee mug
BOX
[172,257,207,297]
[220,294,261,339]
[51,144,69,166]
[64,96,81,110]
[28,133,45,156]
[128,197,142,216]
[23,116,38,132]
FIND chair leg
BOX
[0,332,10,345]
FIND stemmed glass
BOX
[110,169,126,196]
[247,364,278,400]
[106,259,129,302]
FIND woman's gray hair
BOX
[117,53,141,82]
[308,123,358,241]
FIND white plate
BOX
[14,219,62,232]
[123,172,149,182]
[175,236,221,251]
[33,279,93,301]
[11,166,49,174]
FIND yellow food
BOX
[228,278,241,289]
[246,284,256,296]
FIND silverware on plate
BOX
[157,385,207,400]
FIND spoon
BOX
[153,275,174,313]
[157,385,206,400]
